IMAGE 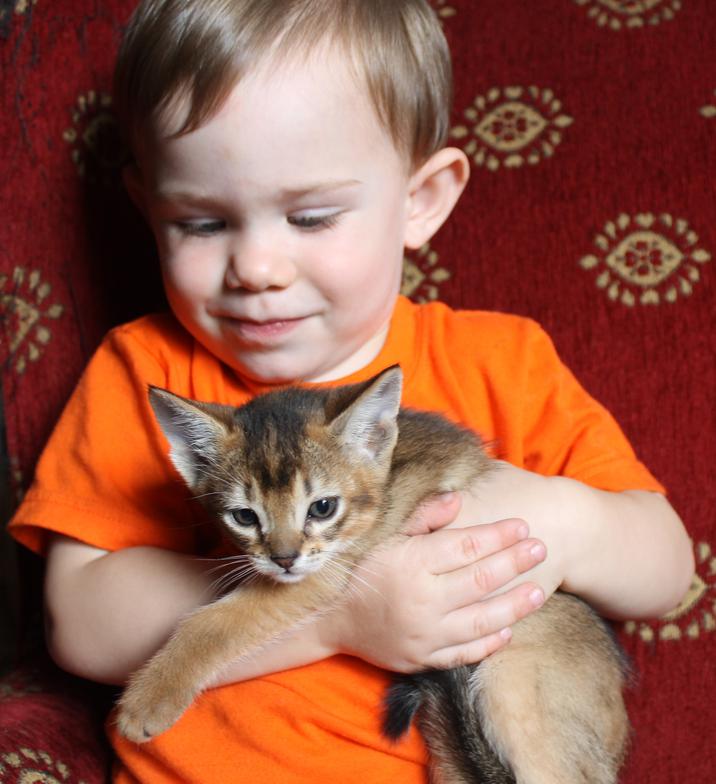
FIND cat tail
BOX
[382,668,515,784]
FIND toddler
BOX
[9,1,693,782]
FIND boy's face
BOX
[135,48,416,384]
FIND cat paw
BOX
[115,683,192,743]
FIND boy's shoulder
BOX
[103,310,194,359]
[401,298,566,392]
[411,298,552,354]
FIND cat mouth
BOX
[273,571,307,584]
[261,556,324,583]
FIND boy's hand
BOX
[453,462,573,602]
[327,498,547,673]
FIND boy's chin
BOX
[230,355,327,386]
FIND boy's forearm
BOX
[45,537,335,686]
[459,464,693,622]
[207,617,337,688]
[558,480,694,620]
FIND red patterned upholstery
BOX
[0,663,112,783]
[1,1,714,781]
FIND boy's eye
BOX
[174,220,226,237]
[287,212,341,231]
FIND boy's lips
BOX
[221,315,308,342]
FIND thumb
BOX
[404,492,462,536]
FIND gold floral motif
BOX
[0,267,64,374]
[0,677,41,701]
[9,456,25,503]
[0,0,36,34]
[402,244,451,302]
[579,213,711,306]
[0,746,88,783]
[14,0,38,14]
[62,91,124,183]
[431,0,457,19]
[700,89,716,119]
[572,0,682,30]
[624,541,716,643]
[451,86,573,171]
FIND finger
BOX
[403,492,462,536]
[424,518,529,575]
[437,537,546,609]
[425,627,513,670]
[430,583,545,665]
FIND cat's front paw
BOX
[115,673,194,743]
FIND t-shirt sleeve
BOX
[517,321,665,494]
[8,324,204,556]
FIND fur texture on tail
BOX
[383,594,629,784]
[383,669,515,784]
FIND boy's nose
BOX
[225,245,297,291]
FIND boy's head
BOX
[115,0,452,170]
[116,1,469,385]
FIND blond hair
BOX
[114,0,452,168]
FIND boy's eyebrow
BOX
[155,180,362,206]
[278,179,362,199]
[153,190,222,207]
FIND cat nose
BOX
[271,553,299,571]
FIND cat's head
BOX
[148,366,403,583]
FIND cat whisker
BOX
[190,490,226,501]
[330,555,381,580]
[204,556,254,575]
[324,558,382,599]
[206,558,260,594]
[208,568,253,591]
[193,554,254,564]
[210,566,258,595]
[318,563,357,596]
[188,463,237,490]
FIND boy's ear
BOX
[122,163,148,217]
[403,147,470,250]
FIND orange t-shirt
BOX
[9,296,664,784]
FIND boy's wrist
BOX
[549,475,601,596]
[315,606,346,659]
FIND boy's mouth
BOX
[223,316,307,342]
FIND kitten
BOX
[116,366,629,784]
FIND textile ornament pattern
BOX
[0,0,714,782]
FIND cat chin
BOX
[254,562,317,583]
[272,572,308,584]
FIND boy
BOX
[9,1,693,782]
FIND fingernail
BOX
[499,627,512,641]
[529,588,545,608]
[530,543,546,561]
[517,522,529,539]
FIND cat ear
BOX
[148,386,229,488]
[330,366,403,463]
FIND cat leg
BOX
[473,594,629,784]
[116,575,338,742]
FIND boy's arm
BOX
[455,462,694,620]
[46,468,689,688]
[45,535,339,685]
[44,509,547,686]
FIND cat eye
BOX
[307,497,338,521]
[231,508,260,527]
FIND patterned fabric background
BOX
[1,1,714,782]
